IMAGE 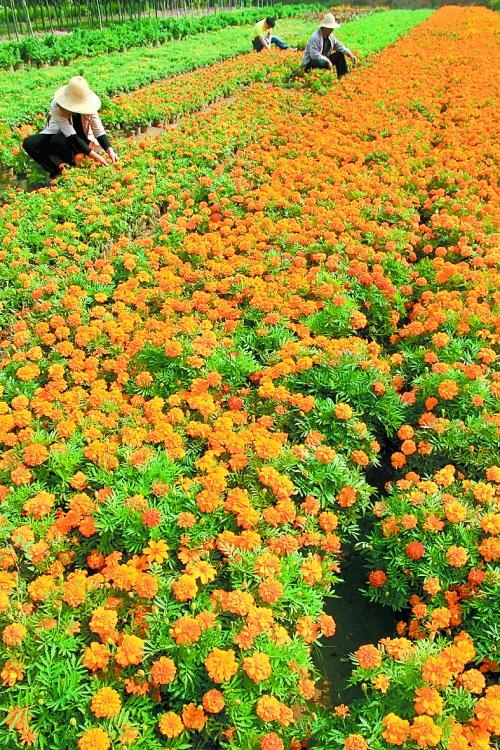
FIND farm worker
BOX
[252,17,290,52]
[302,13,357,78]
[22,76,118,182]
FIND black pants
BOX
[305,51,349,79]
[23,132,77,178]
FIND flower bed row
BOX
[0,14,315,128]
[0,10,431,175]
[0,4,330,70]
[0,6,498,750]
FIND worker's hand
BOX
[89,150,108,167]
[107,147,119,164]
[350,54,358,66]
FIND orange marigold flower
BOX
[202,689,225,713]
[444,501,467,523]
[368,570,387,588]
[315,445,337,463]
[1,659,24,686]
[22,443,48,467]
[421,656,452,689]
[445,545,469,568]
[372,673,390,693]
[260,733,284,750]
[437,379,459,400]
[78,727,110,750]
[344,734,368,750]
[171,616,201,645]
[243,652,272,683]
[382,713,410,745]
[89,607,118,642]
[119,724,139,746]
[414,686,443,716]
[115,635,144,667]
[485,466,500,483]
[300,555,323,585]
[91,686,121,718]
[182,703,207,731]
[150,656,177,686]
[296,615,318,643]
[479,536,500,562]
[178,511,196,528]
[141,508,161,528]
[337,486,357,507]
[258,579,283,604]
[318,614,336,637]
[409,716,442,747]
[254,552,281,579]
[256,695,293,727]
[474,690,500,734]
[355,644,382,670]
[459,669,486,694]
[335,704,350,718]
[318,511,338,532]
[406,541,425,560]
[2,623,26,647]
[23,490,55,519]
[205,648,238,684]
[335,403,353,420]
[299,677,315,699]
[172,574,198,602]
[158,711,184,738]
[83,642,111,672]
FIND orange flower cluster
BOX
[0,5,497,749]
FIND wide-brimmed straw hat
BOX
[54,76,101,114]
[320,13,341,29]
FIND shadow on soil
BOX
[317,541,396,705]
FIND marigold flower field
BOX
[0,6,498,750]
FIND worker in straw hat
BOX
[302,13,357,78]
[23,76,118,183]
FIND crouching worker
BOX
[23,76,118,183]
[302,13,357,79]
[252,17,290,52]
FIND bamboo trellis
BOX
[0,0,276,39]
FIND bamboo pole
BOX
[95,0,104,29]
[9,0,20,40]
[21,0,35,35]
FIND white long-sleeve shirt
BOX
[302,29,352,68]
[41,99,109,153]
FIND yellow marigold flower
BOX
[143,539,169,564]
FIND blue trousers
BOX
[252,35,289,52]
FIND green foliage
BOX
[0,4,327,70]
